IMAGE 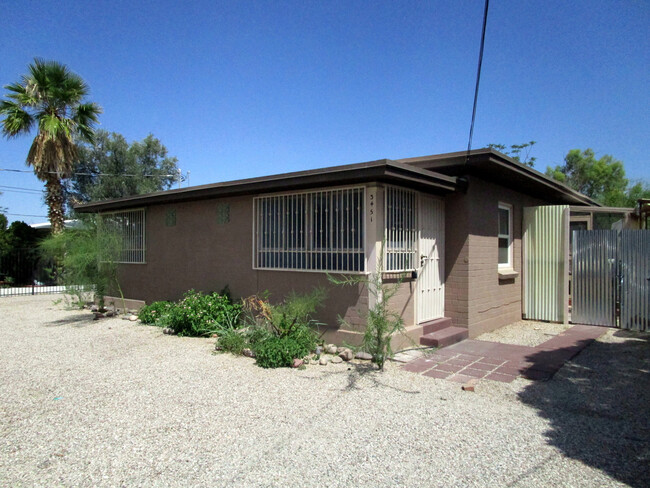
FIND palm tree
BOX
[0,58,101,234]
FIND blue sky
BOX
[1,0,648,224]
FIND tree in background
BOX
[0,58,101,234]
[488,141,537,167]
[545,149,649,207]
[40,215,124,309]
[66,130,179,209]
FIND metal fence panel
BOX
[572,230,617,327]
[523,205,568,322]
[620,230,650,331]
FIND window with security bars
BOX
[100,209,146,263]
[385,186,417,271]
[254,188,365,272]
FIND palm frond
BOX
[0,100,34,137]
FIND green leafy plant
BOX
[138,300,173,326]
[241,288,326,368]
[217,329,247,355]
[166,290,242,337]
[254,335,310,368]
[329,252,406,370]
[39,215,124,310]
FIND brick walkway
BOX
[403,324,607,383]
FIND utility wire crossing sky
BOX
[1,0,648,224]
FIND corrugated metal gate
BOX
[523,205,569,322]
[572,230,650,331]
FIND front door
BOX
[417,195,445,323]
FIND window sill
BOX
[498,268,519,280]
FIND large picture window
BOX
[385,186,417,271]
[254,187,365,272]
[100,209,146,263]
[498,203,512,268]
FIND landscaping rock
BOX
[331,356,343,364]
[105,311,115,317]
[319,356,329,366]
[93,313,104,320]
[355,352,372,360]
[339,349,354,361]
[292,358,304,368]
[162,327,175,335]
[90,305,98,312]
[324,344,337,354]
[315,346,323,355]
[129,315,138,321]
[242,348,256,358]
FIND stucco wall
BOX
[453,177,544,337]
[114,195,368,335]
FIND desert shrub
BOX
[138,301,173,325]
[329,249,406,370]
[217,329,247,355]
[167,290,242,337]
[254,335,310,368]
[242,288,326,367]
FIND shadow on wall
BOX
[517,330,650,487]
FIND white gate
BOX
[417,195,445,323]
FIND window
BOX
[100,209,146,263]
[253,187,365,272]
[498,203,512,268]
[385,186,417,271]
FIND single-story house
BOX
[76,148,599,346]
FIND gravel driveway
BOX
[1,295,648,487]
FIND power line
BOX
[466,0,490,163]
[0,168,178,178]
[4,213,48,218]
[0,185,43,193]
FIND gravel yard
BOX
[1,295,648,487]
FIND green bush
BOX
[138,301,173,325]
[217,329,247,355]
[167,290,242,337]
[254,335,311,368]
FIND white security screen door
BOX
[417,195,445,323]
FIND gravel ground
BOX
[1,295,647,488]
[476,320,572,347]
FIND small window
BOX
[100,209,146,264]
[498,203,512,268]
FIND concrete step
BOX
[420,317,453,335]
[420,326,469,348]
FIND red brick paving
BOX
[402,324,607,384]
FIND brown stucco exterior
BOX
[82,149,597,344]
[112,195,368,341]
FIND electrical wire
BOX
[4,213,48,218]
[0,185,43,193]
[0,168,178,177]
[466,0,490,164]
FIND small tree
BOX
[40,215,123,309]
[488,141,537,167]
[329,253,405,370]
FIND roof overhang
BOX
[75,159,463,213]
[398,148,600,206]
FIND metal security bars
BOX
[254,187,365,272]
[385,186,417,271]
[100,209,146,263]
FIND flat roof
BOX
[75,148,598,212]
[75,158,462,212]
[398,148,600,206]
